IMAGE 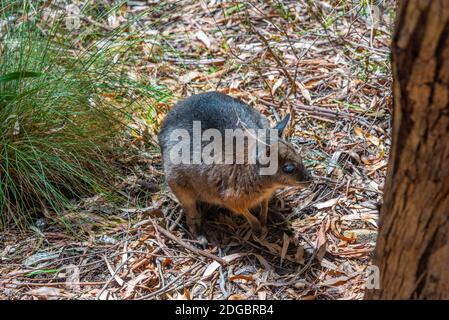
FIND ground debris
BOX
[0,0,393,300]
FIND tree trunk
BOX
[366,0,449,299]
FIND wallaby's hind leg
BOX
[168,181,207,247]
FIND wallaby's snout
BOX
[297,158,313,183]
[295,162,313,184]
[303,170,313,183]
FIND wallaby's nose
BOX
[298,167,313,183]
[303,170,313,182]
[305,171,313,182]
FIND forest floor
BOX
[0,0,393,300]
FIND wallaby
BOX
[158,92,312,245]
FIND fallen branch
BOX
[163,57,225,65]
[294,103,356,119]
[0,281,106,287]
[258,98,357,120]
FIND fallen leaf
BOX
[195,30,211,49]
[98,290,116,300]
[294,280,308,289]
[251,253,272,270]
[124,270,150,299]
[294,246,305,264]
[104,257,124,286]
[177,288,191,300]
[272,78,283,95]
[228,294,247,300]
[180,71,202,84]
[229,274,253,283]
[202,253,244,280]
[296,81,312,104]
[314,198,339,210]
[131,258,150,272]
[253,235,282,255]
[315,219,329,263]
[354,126,381,147]
[320,258,339,271]
[27,287,65,300]
[280,233,290,265]
[326,151,342,175]
[321,275,351,287]
[65,264,80,292]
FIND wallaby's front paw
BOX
[251,225,268,241]
[254,226,268,240]
[196,235,208,249]
[250,221,263,236]
[188,220,208,248]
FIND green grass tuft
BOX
[0,0,171,230]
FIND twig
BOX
[163,57,225,65]
[135,264,201,300]
[0,281,106,287]
[154,224,228,266]
[258,98,357,119]
[96,254,132,300]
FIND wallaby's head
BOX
[255,114,313,187]
[275,138,312,186]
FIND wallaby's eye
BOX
[283,163,295,174]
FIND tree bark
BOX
[366,0,449,299]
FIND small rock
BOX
[343,229,378,243]
[35,218,47,230]
[24,252,60,267]
[98,235,117,245]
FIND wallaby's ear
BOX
[273,113,290,137]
